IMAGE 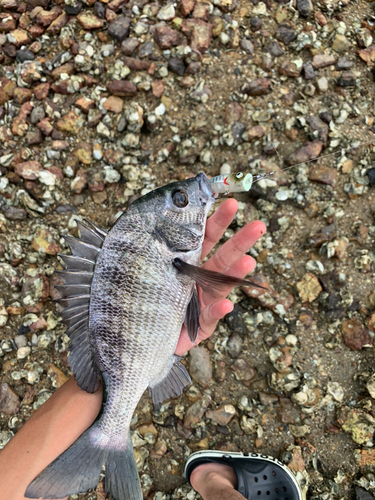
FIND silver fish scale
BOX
[89,209,195,446]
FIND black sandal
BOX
[184,450,302,500]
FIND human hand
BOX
[174,198,266,356]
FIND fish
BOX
[25,172,266,500]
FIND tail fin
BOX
[25,423,107,499]
[105,431,142,500]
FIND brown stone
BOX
[37,118,53,136]
[12,101,33,137]
[308,164,337,187]
[180,0,195,16]
[181,19,212,53]
[21,271,50,312]
[71,168,88,194]
[103,96,123,113]
[287,447,306,472]
[8,28,30,46]
[77,11,104,30]
[13,87,32,104]
[358,45,375,65]
[29,41,42,53]
[242,78,271,96]
[29,24,45,37]
[0,383,20,415]
[230,358,256,386]
[225,102,242,123]
[206,404,236,425]
[314,11,327,26]
[75,96,95,113]
[122,56,151,71]
[32,228,60,255]
[107,80,138,97]
[107,0,128,11]
[14,160,42,180]
[0,13,16,32]
[47,364,68,388]
[92,190,107,204]
[311,54,336,69]
[243,125,266,141]
[189,347,212,387]
[151,80,164,98]
[286,140,323,166]
[35,6,62,26]
[278,60,302,77]
[73,142,93,164]
[342,318,372,350]
[51,62,75,80]
[184,394,211,428]
[46,12,68,34]
[358,449,375,467]
[192,1,210,20]
[0,0,18,8]
[296,273,322,303]
[33,82,49,100]
[154,25,181,50]
[57,110,84,135]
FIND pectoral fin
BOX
[173,258,269,297]
[184,286,200,343]
[149,355,191,407]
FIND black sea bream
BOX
[26,173,263,500]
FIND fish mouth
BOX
[196,173,214,205]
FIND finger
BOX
[204,220,266,273]
[201,199,238,260]
[197,299,234,340]
[201,254,256,306]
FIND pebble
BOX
[17,346,31,359]
[184,394,211,428]
[296,273,322,303]
[206,404,236,425]
[342,318,372,350]
[189,347,212,387]
[0,383,20,414]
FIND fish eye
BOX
[172,190,189,208]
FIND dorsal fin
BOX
[55,219,107,393]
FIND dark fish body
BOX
[26,173,215,500]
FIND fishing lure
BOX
[210,172,253,195]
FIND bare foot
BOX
[190,462,238,497]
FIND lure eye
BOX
[236,173,244,179]
[172,190,189,208]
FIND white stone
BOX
[17,346,31,359]
[155,103,166,116]
[317,76,328,92]
[157,3,175,20]
[37,170,56,186]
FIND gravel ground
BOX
[1,0,375,498]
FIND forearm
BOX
[0,377,103,500]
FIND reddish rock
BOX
[278,60,302,77]
[107,0,128,11]
[71,168,89,194]
[13,87,32,104]
[108,16,131,41]
[358,45,375,65]
[8,28,30,46]
[12,101,33,137]
[57,110,84,135]
[286,140,323,166]
[206,404,236,425]
[184,394,211,428]
[77,10,104,29]
[14,160,42,180]
[192,1,210,20]
[29,24,45,37]
[242,125,266,141]
[230,358,256,386]
[37,118,53,136]
[342,318,372,350]
[75,96,95,113]
[308,164,337,187]
[122,56,151,71]
[154,25,181,50]
[311,54,336,69]
[151,80,164,98]
[51,62,75,80]
[46,12,68,34]
[35,6,61,26]
[181,19,212,53]
[180,0,195,16]
[33,82,49,100]
[242,78,271,96]
[107,80,138,97]
[225,102,242,123]
[0,383,20,415]
[0,13,16,32]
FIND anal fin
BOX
[149,355,191,407]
